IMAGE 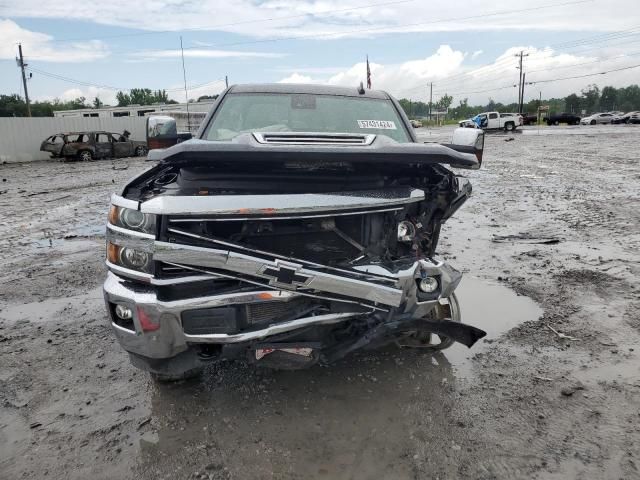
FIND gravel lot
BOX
[1,125,639,479]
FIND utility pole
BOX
[180,36,191,131]
[428,82,433,122]
[225,75,228,89]
[515,50,529,114]
[17,44,31,117]
[520,72,526,113]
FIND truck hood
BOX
[147,133,480,169]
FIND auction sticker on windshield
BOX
[357,120,397,129]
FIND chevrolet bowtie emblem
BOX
[260,262,311,287]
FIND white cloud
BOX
[278,73,316,83]
[2,1,639,39]
[129,49,287,60]
[471,50,483,59]
[276,44,640,105]
[0,19,109,62]
[324,45,465,90]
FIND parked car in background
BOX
[612,111,640,124]
[521,113,538,125]
[580,113,616,125]
[628,112,640,124]
[545,112,581,125]
[410,119,423,128]
[40,131,147,161]
[459,111,523,131]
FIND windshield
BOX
[203,93,411,143]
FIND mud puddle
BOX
[441,276,542,377]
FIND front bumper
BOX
[103,255,462,360]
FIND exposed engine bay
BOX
[103,85,487,379]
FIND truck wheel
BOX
[78,150,93,162]
[395,293,461,351]
[505,122,515,132]
[553,120,560,126]
[135,146,148,157]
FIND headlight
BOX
[397,221,416,242]
[107,242,153,274]
[108,205,156,234]
[418,276,439,293]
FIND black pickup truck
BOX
[103,83,488,380]
[545,113,581,126]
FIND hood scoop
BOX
[253,132,376,146]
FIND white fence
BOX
[0,117,148,163]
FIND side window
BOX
[96,133,112,143]
[489,113,498,119]
[52,135,63,144]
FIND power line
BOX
[94,0,593,58]
[526,62,640,85]
[432,62,640,97]
[399,24,640,98]
[26,65,224,94]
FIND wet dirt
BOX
[1,126,640,479]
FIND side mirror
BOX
[146,115,192,150]
[449,127,485,169]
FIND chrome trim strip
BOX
[162,262,388,311]
[183,312,363,343]
[252,132,376,146]
[111,322,136,335]
[167,206,403,222]
[151,274,220,285]
[110,193,139,210]
[153,241,403,307]
[140,188,424,215]
[166,228,397,282]
[107,223,155,240]
[106,261,153,282]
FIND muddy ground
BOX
[1,125,639,480]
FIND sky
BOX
[2,0,640,107]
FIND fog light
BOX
[419,277,439,293]
[115,304,133,320]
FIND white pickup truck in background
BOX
[459,112,523,131]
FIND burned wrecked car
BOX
[103,84,487,381]
[40,131,147,161]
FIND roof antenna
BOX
[357,81,365,95]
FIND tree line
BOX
[399,84,640,119]
[2,83,640,117]
[0,88,220,117]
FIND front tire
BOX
[590,120,596,125]
[505,122,515,132]
[135,146,148,157]
[395,293,461,351]
[78,150,93,162]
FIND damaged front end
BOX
[104,126,487,376]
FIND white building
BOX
[53,100,216,119]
